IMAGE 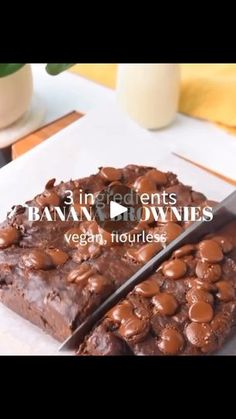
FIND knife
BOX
[59,189,236,352]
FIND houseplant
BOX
[0,64,74,129]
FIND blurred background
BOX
[0,64,236,182]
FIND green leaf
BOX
[0,64,26,78]
[45,64,75,76]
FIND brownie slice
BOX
[0,165,208,341]
[78,221,236,355]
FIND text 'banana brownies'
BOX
[0,165,212,344]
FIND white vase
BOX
[116,64,180,130]
[0,64,33,130]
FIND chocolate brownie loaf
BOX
[78,221,236,355]
[0,165,208,341]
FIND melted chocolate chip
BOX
[107,301,134,324]
[195,261,222,282]
[67,264,95,283]
[216,280,235,302]
[188,302,214,323]
[162,259,187,280]
[198,240,224,263]
[211,236,233,254]
[152,293,178,315]
[133,176,157,194]
[0,226,20,249]
[186,287,214,305]
[45,179,56,190]
[158,328,184,354]
[36,190,60,207]
[21,250,53,270]
[185,322,213,348]
[100,167,122,182]
[173,244,196,259]
[135,242,163,263]
[87,274,112,294]
[135,278,160,297]
[161,222,184,244]
[72,243,102,263]
[118,316,150,343]
[46,248,69,266]
[146,169,168,185]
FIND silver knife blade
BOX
[59,189,236,352]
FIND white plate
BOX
[0,104,235,355]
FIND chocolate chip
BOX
[107,301,134,324]
[0,226,20,249]
[211,311,231,337]
[0,263,12,280]
[133,176,157,194]
[211,235,233,254]
[67,264,95,283]
[87,274,112,294]
[21,250,53,270]
[186,287,214,305]
[72,243,102,263]
[189,302,214,323]
[146,169,168,185]
[162,259,187,280]
[118,316,150,343]
[135,278,160,297]
[161,222,184,244]
[36,190,60,207]
[142,205,156,224]
[195,261,222,282]
[216,281,235,302]
[152,293,178,315]
[185,322,213,348]
[198,240,224,263]
[100,167,122,182]
[158,328,184,354]
[173,244,196,259]
[46,248,69,266]
[126,242,162,264]
[136,243,163,263]
[45,178,56,190]
[125,247,140,264]
[189,279,217,293]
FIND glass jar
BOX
[116,64,180,129]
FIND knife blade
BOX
[59,189,236,352]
